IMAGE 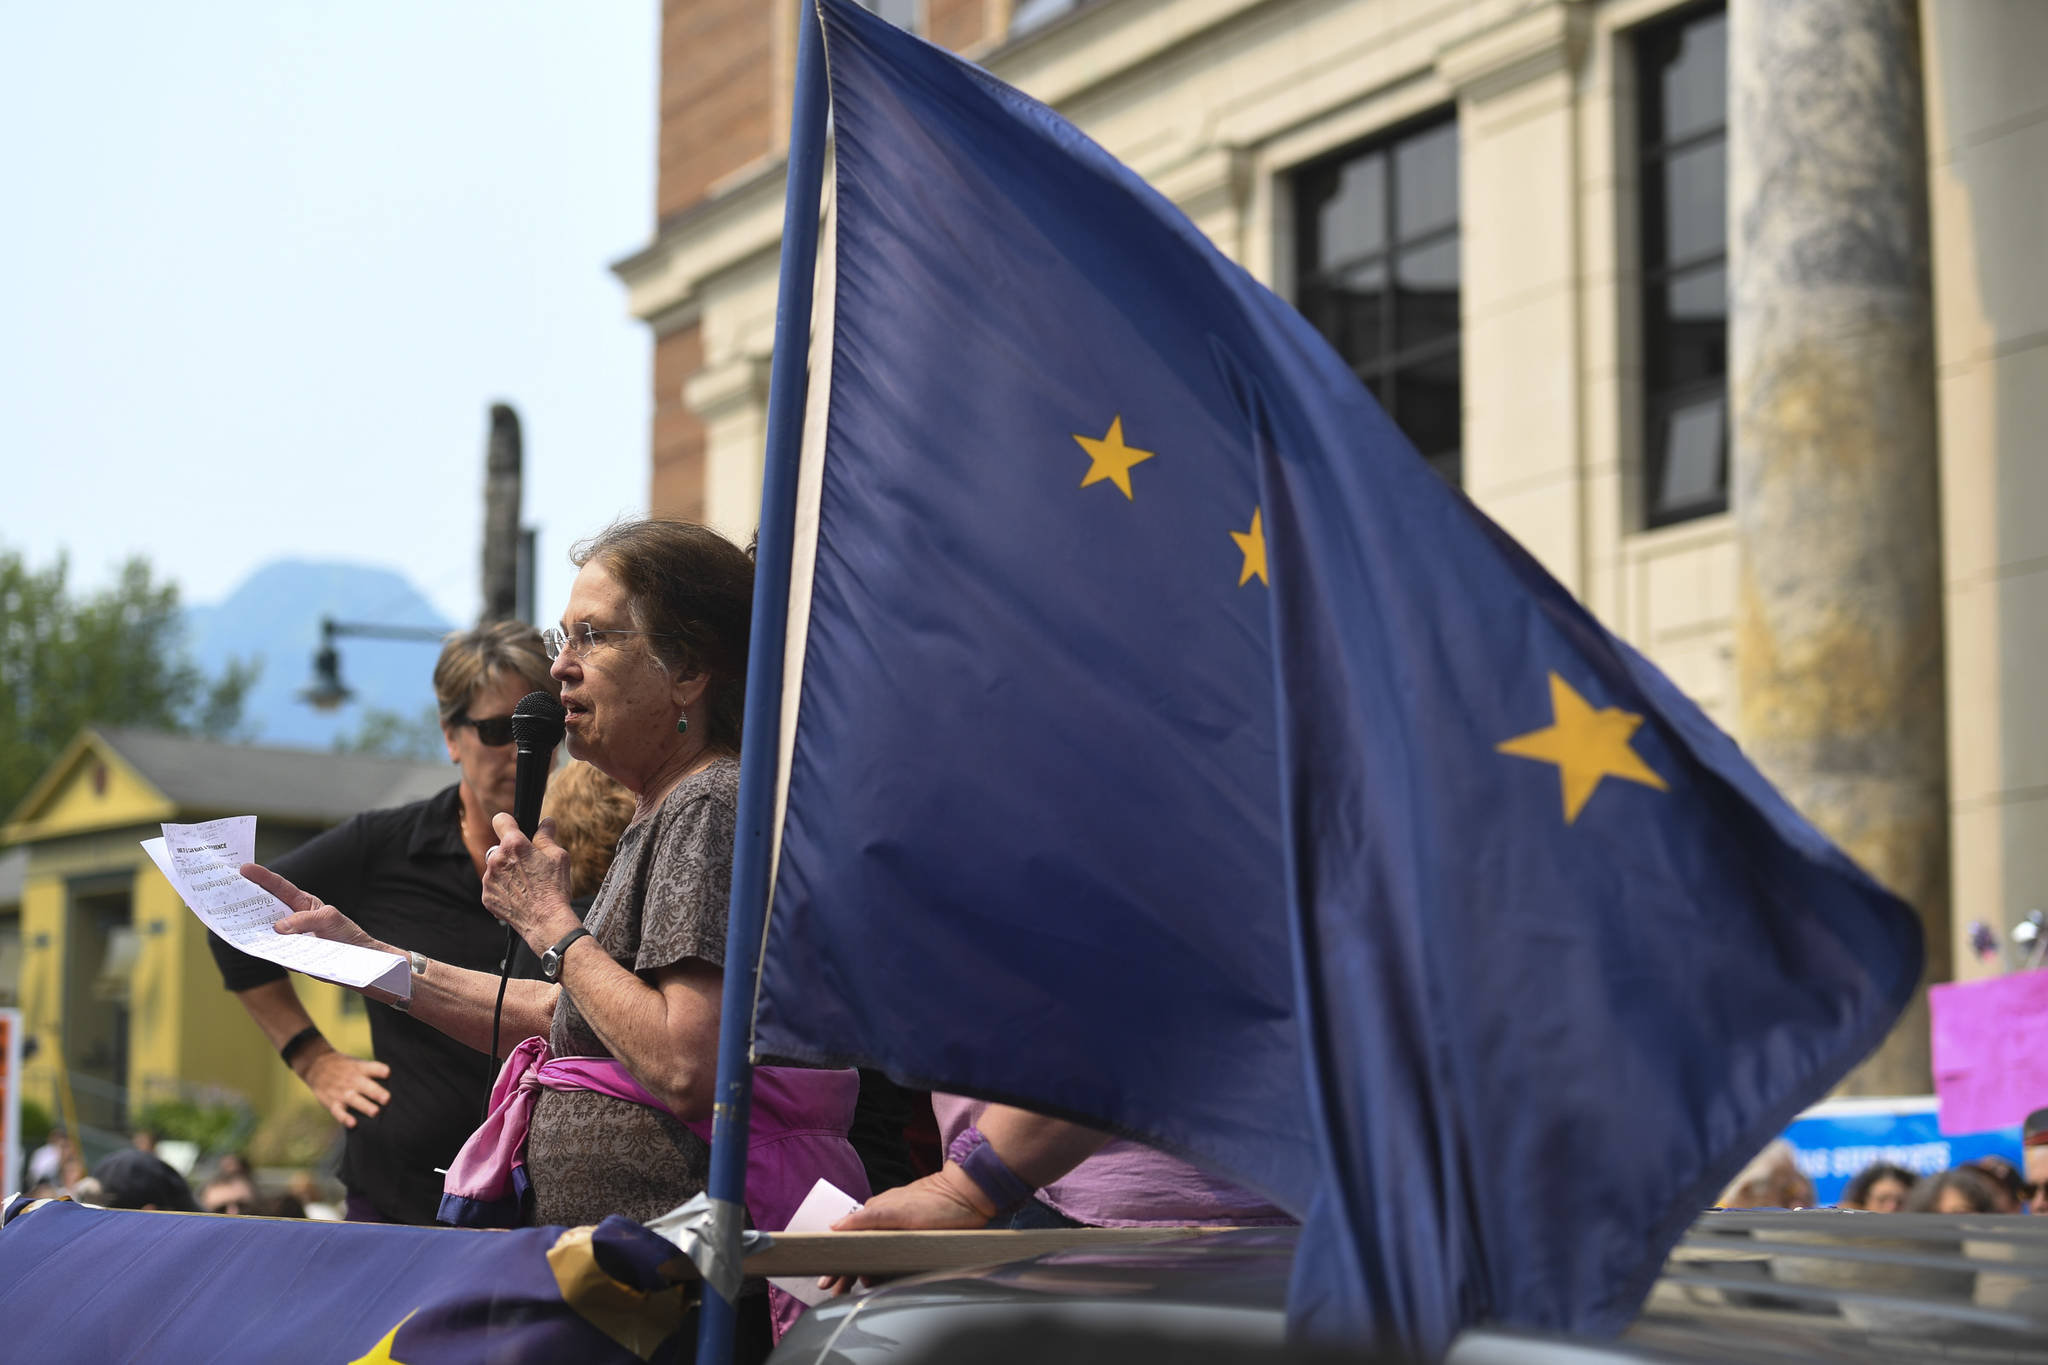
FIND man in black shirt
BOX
[208,623,554,1224]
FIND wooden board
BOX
[720,1225,1250,1279]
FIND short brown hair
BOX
[541,761,637,900]
[570,519,753,753]
[432,620,558,727]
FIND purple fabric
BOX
[932,1094,1294,1228]
[945,1124,1035,1214]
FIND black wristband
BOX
[279,1026,325,1068]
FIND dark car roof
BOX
[769,1213,2048,1364]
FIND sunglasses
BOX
[454,713,516,747]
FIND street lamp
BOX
[296,617,449,712]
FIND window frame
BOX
[1635,1,1730,529]
[1290,109,1464,487]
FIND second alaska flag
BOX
[754,0,1923,1352]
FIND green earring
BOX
[676,715,689,736]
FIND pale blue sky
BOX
[1,2,659,628]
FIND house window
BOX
[0,913,19,1007]
[1294,114,1462,486]
[1638,4,1728,527]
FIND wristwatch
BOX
[541,926,592,982]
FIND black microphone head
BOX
[510,691,566,752]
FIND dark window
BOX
[1294,114,1462,486]
[1638,5,1728,526]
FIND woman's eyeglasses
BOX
[454,714,516,747]
[541,622,683,661]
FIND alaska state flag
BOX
[751,1,1922,1353]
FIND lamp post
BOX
[300,402,533,712]
[296,617,448,712]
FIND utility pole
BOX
[481,403,525,624]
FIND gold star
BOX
[350,1311,416,1365]
[1231,507,1267,586]
[1073,415,1155,499]
[1496,672,1668,823]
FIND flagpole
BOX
[696,3,830,1362]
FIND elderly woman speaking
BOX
[243,521,864,1240]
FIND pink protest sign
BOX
[1930,969,2048,1134]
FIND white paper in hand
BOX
[143,816,410,1003]
[769,1177,865,1306]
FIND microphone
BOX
[492,690,565,1099]
[509,691,566,838]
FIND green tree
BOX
[333,703,446,762]
[0,548,258,820]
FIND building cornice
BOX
[611,153,797,328]
[1435,0,1588,102]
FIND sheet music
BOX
[142,816,410,1003]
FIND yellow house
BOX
[0,727,449,1152]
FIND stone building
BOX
[614,0,2046,1091]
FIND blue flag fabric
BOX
[754,1,1922,1351]
[0,1199,695,1363]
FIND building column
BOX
[1729,0,1947,1093]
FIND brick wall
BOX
[658,0,777,223]
[646,1,1005,517]
[926,0,990,51]
[649,324,707,521]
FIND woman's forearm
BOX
[976,1105,1114,1187]
[401,957,559,1055]
[241,859,561,1057]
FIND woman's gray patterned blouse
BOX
[524,755,737,1227]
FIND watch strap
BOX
[544,925,592,980]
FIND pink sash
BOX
[440,1036,868,1335]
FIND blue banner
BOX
[1783,1098,2022,1206]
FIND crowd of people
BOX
[20,1127,340,1219]
[1715,1107,2048,1216]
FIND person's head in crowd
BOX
[2024,1109,2048,1215]
[540,760,636,904]
[1968,1154,2025,1213]
[434,620,561,822]
[129,1128,158,1155]
[201,1171,257,1215]
[552,520,754,797]
[253,1191,307,1219]
[89,1149,199,1212]
[1906,1164,2002,1215]
[214,1152,252,1181]
[1716,1139,1815,1209]
[1840,1162,1917,1213]
[59,1153,88,1190]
